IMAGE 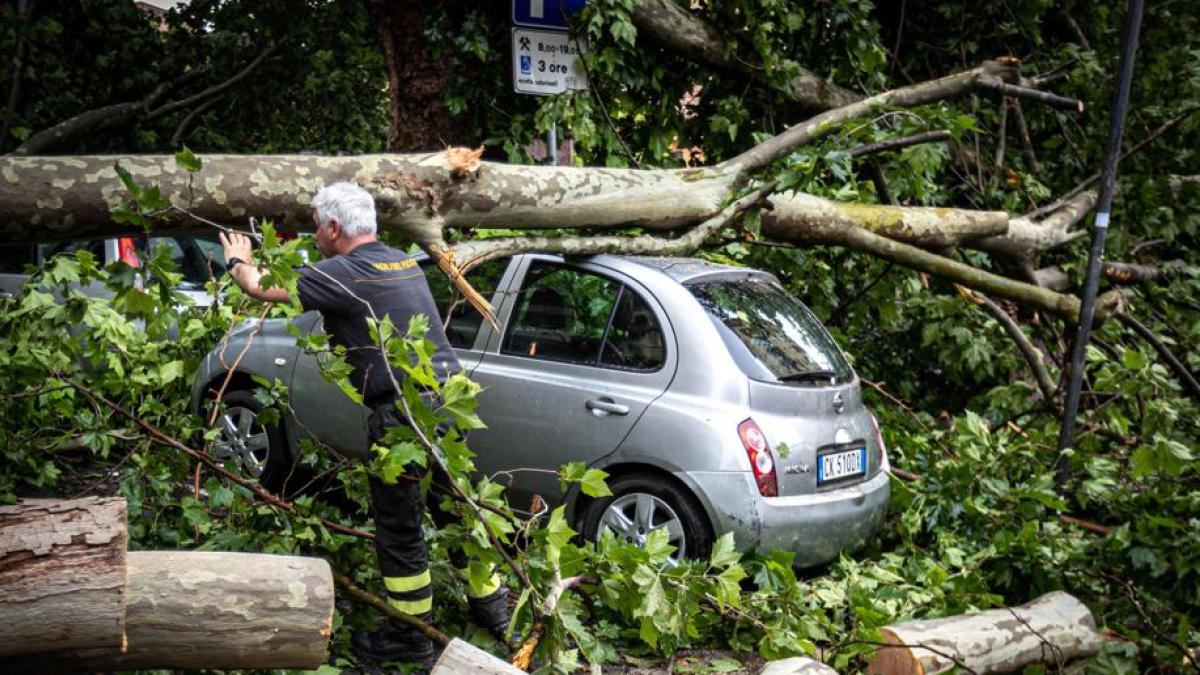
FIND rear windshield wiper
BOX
[777,370,836,384]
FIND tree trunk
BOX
[366,1,475,152]
[866,591,1107,675]
[431,638,528,675]
[0,497,127,658]
[26,550,335,672]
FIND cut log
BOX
[64,550,336,671]
[432,638,527,675]
[0,497,128,657]
[867,591,1107,675]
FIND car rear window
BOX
[687,276,853,385]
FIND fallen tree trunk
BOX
[58,551,335,671]
[866,591,1107,674]
[0,497,127,658]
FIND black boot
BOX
[352,618,436,663]
[469,588,517,652]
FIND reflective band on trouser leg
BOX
[384,570,433,615]
[457,565,503,599]
[388,595,433,615]
[384,570,432,594]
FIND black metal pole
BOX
[1055,0,1145,491]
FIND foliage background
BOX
[1,0,1198,672]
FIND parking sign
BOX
[512,0,587,30]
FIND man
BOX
[220,181,508,662]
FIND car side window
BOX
[499,261,662,367]
[422,258,508,349]
[599,287,665,370]
[503,261,634,367]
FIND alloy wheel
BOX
[599,492,687,565]
[212,405,270,476]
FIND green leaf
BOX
[579,469,611,497]
[709,532,741,568]
[174,146,202,172]
[642,527,674,563]
[374,440,425,484]
[158,360,184,384]
[439,373,486,430]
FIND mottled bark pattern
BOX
[431,638,527,675]
[0,154,733,245]
[65,551,335,671]
[0,497,127,658]
[762,192,1008,249]
[867,591,1106,675]
[0,151,1102,320]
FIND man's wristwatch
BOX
[225,257,246,272]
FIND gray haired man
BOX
[220,181,509,662]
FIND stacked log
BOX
[0,498,128,658]
[0,497,334,671]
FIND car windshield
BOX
[687,276,853,385]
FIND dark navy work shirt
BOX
[296,241,461,403]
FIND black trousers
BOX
[366,400,470,618]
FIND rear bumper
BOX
[685,470,890,567]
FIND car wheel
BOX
[579,474,713,564]
[208,389,291,492]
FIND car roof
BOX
[411,249,774,285]
[588,254,775,285]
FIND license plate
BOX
[817,447,866,484]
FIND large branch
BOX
[11,42,276,156]
[0,151,1115,322]
[0,154,736,246]
[764,221,1121,322]
[975,191,1097,271]
[11,73,201,155]
[630,0,859,112]
[721,59,1079,175]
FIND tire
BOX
[207,389,292,493]
[579,473,713,564]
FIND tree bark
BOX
[50,551,335,671]
[630,0,860,113]
[866,591,1107,675]
[366,1,474,151]
[432,638,527,675]
[0,497,127,658]
[0,152,1112,320]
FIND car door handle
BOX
[586,397,629,416]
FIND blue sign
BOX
[512,0,587,30]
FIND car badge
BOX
[832,392,845,414]
[784,463,811,475]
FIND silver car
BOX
[191,254,890,566]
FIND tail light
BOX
[118,237,141,268]
[870,413,890,473]
[737,419,778,497]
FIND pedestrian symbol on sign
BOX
[520,55,532,74]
